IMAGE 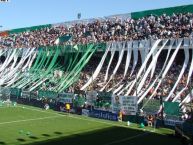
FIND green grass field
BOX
[0,105,182,145]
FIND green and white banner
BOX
[58,92,74,103]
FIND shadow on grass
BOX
[29,136,39,140]
[0,141,6,145]
[17,138,26,142]
[54,132,63,135]
[26,126,182,145]
[42,134,50,137]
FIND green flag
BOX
[73,45,79,51]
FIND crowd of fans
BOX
[1,12,193,48]
[1,12,193,121]
[75,51,193,104]
[73,51,193,121]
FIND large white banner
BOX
[86,91,98,105]
[58,92,74,103]
[120,96,138,115]
[111,95,121,113]
[112,95,138,115]
[21,90,30,98]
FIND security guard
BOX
[65,103,70,113]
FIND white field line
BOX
[103,132,149,145]
[17,105,63,116]
[0,106,16,109]
[18,105,157,133]
[18,106,133,128]
[0,115,61,125]
[0,106,151,145]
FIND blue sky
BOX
[0,0,193,30]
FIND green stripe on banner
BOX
[56,44,97,92]
[9,24,52,34]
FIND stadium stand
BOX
[0,5,192,137]
[0,5,193,48]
